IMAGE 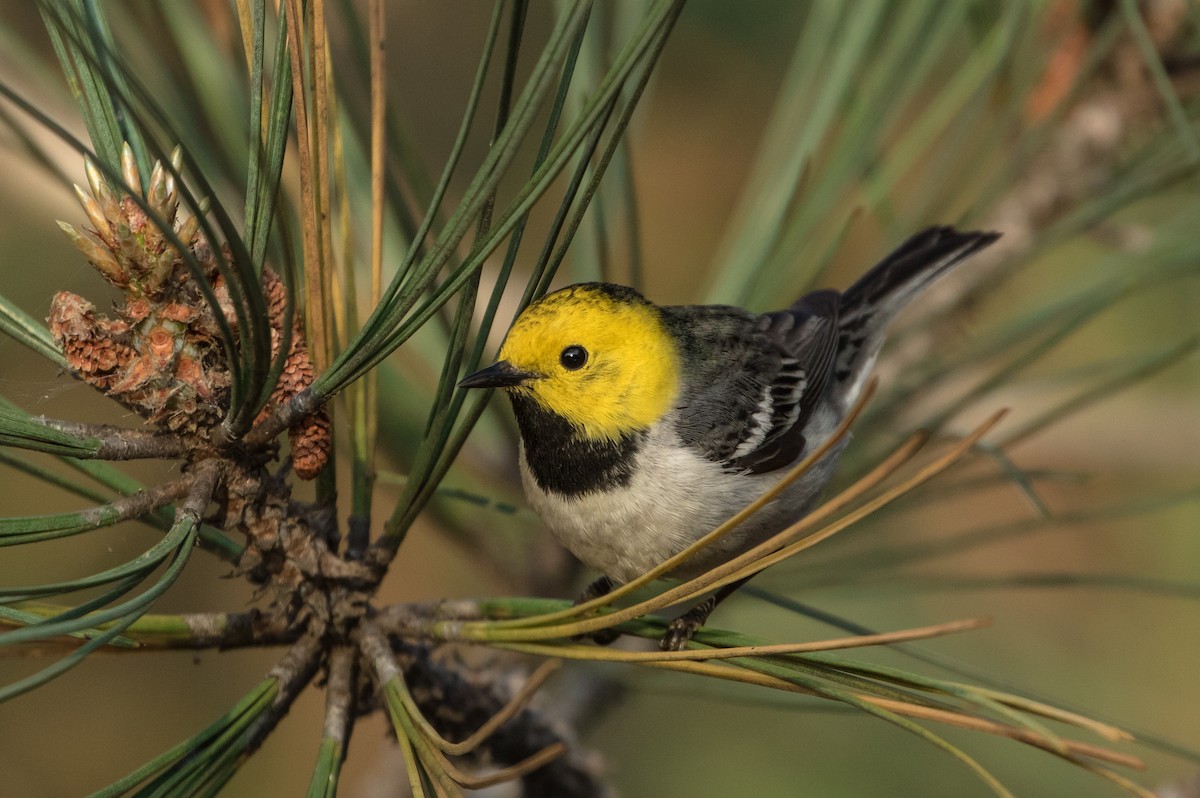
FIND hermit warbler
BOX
[461,226,999,649]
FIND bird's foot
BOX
[660,596,718,651]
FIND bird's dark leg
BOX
[574,575,621,645]
[661,576,751,651]
[577,574,615,604]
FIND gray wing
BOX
[666,290,840,474]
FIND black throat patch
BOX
[509,393,644,496]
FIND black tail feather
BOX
[841,226,1000,316]
[831,226,1000,407]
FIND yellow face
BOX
[496,284,680,441]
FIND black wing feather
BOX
[667,291,840,474]
[730,290,839,473]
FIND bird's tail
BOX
[832,226,1000,407]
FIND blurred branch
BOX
[307,645,355,796]
[360,624,608,797]
[242,635,325,756]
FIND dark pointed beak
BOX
[458,360,539,389]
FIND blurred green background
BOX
[0,1,1198,796]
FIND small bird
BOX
[460,226,999,649]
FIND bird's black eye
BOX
[559,345,588,371]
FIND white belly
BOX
[519,410,843,584]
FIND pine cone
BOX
[290,409,332,481]
[260,267,331,481]
[55,145,329,476]
[48,292,136,390]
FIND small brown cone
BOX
[290,409,332,480]
[259,267,330,480]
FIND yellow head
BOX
[459,283,680,441]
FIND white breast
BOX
[519,405,844,584]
